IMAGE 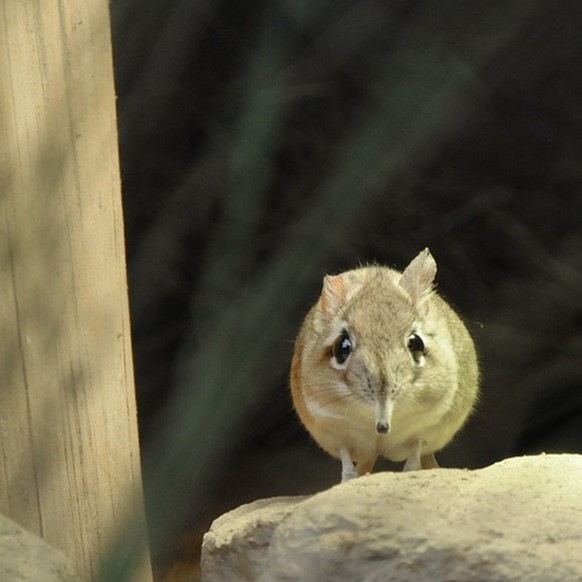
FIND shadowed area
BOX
[109,0,582,577]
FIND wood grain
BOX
[0,1,152,580]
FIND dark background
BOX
[110,0,582,578]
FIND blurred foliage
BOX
[108,0,582,577]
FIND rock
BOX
[0,514,76,581]
[201,455,582,581]
[202,496,308,582]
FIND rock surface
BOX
[0,514,76,581]
[202,496,308,582]
[201,455,582,581]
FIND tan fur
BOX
[289,249,479,480]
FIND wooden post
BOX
[0,1,152,580]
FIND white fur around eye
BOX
[324,321,356,370]
[331,355,349,371]
[330,331,354,370]
[324,320,350,348]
